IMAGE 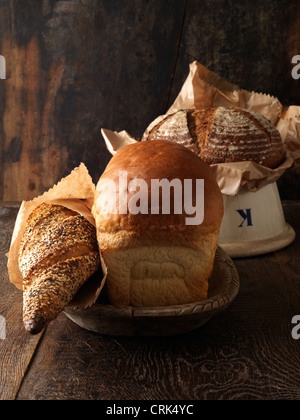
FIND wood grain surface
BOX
[169,0,300,106]
[0,0,186,201]
[0,202,299,400]
[0,0,299,202]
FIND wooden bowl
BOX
[64,247,240,337]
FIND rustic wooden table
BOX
[0,202,299,401]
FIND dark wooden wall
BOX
[0,0,299,202]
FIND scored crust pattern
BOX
[145,107,285,169]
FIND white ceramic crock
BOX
[218,182,296,258]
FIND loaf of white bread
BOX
[18,203,100,334]
[142,107,285,169]
[92,140,224,307]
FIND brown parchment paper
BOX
[101,62,300,196]
[7,163,107,308]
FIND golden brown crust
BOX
[19,203,100,334]
[93,140,224,247]
[143,107,285,169]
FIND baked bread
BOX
[142,107,285,169]
[19,203,100,334]
[92,140,224,307]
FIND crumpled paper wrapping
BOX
[7,163,107,309]
[101,61,300,196]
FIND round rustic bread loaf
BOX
[142,107,285,169]
[92,140,224,308]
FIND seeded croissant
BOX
[18,203,100,334]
